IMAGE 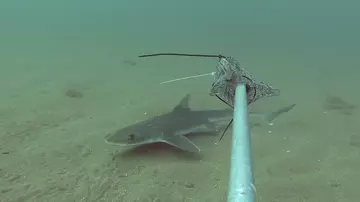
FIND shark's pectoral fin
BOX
[161,135,200,153]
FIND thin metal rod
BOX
[160,72,215,84]
[138,53,225,58]
[219,119,233,141]
[227,85,256,202]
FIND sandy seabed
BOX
[1,57,360,202]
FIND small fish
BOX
[104,94,295,153]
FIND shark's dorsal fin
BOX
[173,94,190,112]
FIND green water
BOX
[0,1,359,201]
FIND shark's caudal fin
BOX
[261,104,296,125]
[161,135,200,153]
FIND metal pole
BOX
[227,85,256,202]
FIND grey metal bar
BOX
[227,85,256,202]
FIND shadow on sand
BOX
[111,131,220,162]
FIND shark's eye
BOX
[128,134,135,141]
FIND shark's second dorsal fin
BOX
[173,94,190,112]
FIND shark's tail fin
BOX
[258,104,296,125]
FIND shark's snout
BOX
[104,126,149,146]
[104,131,129,146]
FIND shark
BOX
[104,94,296,153]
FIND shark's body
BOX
[104,94,295,153]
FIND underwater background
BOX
[0,0,359,201]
